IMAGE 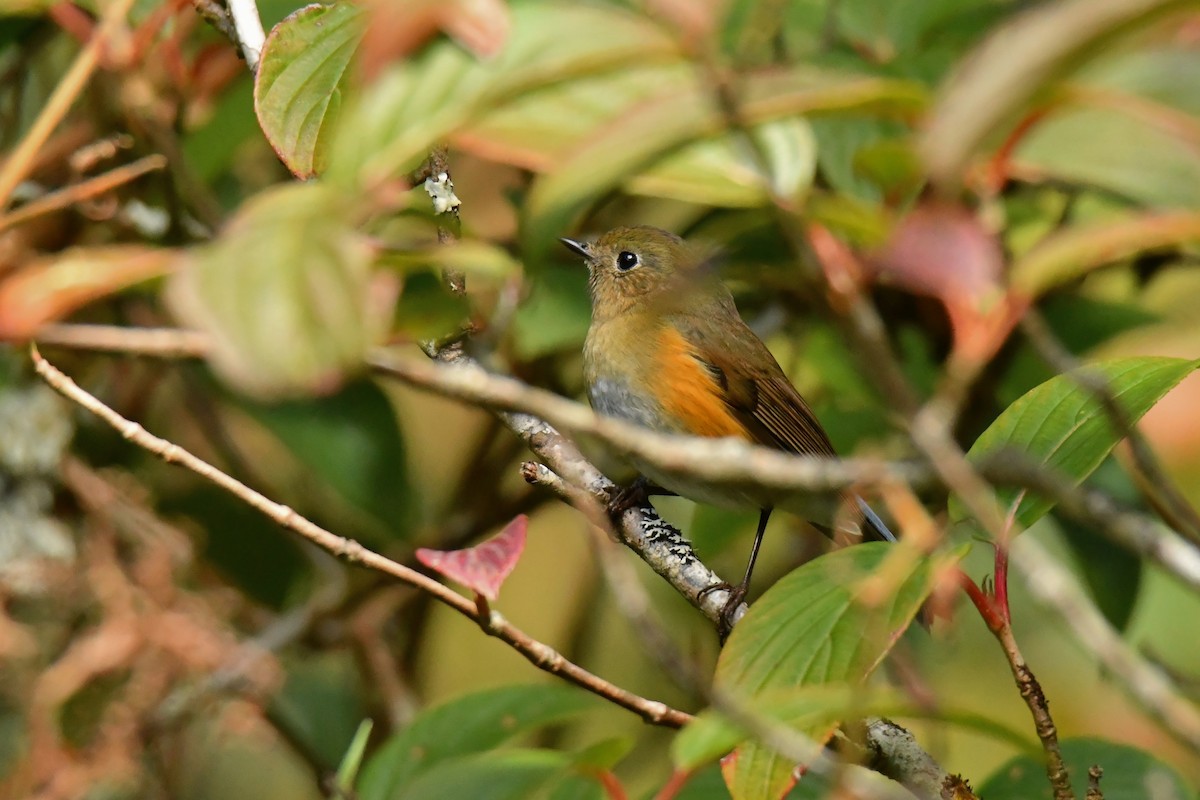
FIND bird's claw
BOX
[698,580,747,641]
[605,477,656,517]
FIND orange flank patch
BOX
[653,327,748,439]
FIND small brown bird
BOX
[561,226,894,627]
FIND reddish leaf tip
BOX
[416,514,528,600]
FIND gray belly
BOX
[587,376,760,509]
[587,377,668,431]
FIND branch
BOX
[370,349,930,498]
[418,342,743,626]
[31,323,967,794]
[1011,535,1200,753]
[0,154,167,234]
[30,345,690,729]
[1020,310,1200,545]
[981,450,1200,594]
[34,323,209,358]
[225,0,265,71]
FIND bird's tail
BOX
[857,496,896,543]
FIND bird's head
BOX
[560,226,717,322]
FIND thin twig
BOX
[1011,535,1200,754]
[30,345,690,729]
[35,323,209,358]
[225,0,265,71]
[31,323,930,495]
[1019,310,1200,545]
[0,154,167,234]
[981,450,1200,593]
[190,0,237,44]
[0,0,139,208]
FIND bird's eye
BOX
[616,251,640,271]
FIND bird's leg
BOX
[607,476,676,517]
[699,508,772,640]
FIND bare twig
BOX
[30,345,690,729]
[981,450,1200,593]
[372,349,928,498]
[35,324,209,358]
[0,154,167,234]
[1019,310,1200,545]
[34,323,930,496]
[225,0,265,71]
[0,0,138,208]
[190,0,238,44]
[425,342,743,626]
[1085,765,1103,800]
[1012,534,1200,754]
[866,718,980,800]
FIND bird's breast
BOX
[585,320,748,440]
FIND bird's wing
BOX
[671,306,837,458]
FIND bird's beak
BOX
[559,237,590,260]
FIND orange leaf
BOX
[0,245,176,340]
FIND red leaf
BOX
[870,202,1003,309]
[416,514,527,600]
[869,202,1017,359]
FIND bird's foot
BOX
[698,580,748,642]
[606,477,670,518]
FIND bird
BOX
[560,225,895,632]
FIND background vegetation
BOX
[2,0,1200,798]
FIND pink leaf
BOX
[870,202,1003,309]
[416,514,527,601]
[869,202,1017,359]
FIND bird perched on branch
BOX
[561,225,894,633]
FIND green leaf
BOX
[380,238,522,287]
[255,2,363,178]
[510,264,591,360]
[358,684,597,800]
[920,0,1189,189]
[714,543,953,800]
[956,357,1200,530]
[627,117,817,208]
[461,63,690,171]
[238,379,412,540]
[334,719,373,794]
[392,750,572,800]
[1017,109,1200,211]
[328,1,679,189]
[1011,45,1200,211]
[674,685,1032,773]
[809,117,904,204]
[978,737,1192,800]
[1058,508,1143,631]
[271,651,368,770]
[523,68,926,258]
[996,295,1160,409]
[1009,212,1200,298]
[166,183,390,399]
